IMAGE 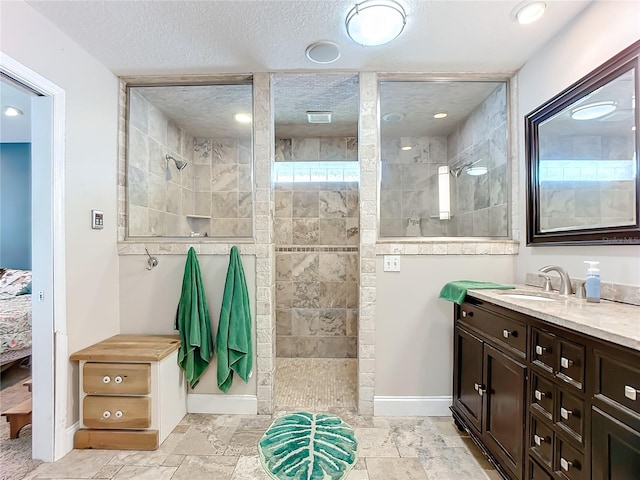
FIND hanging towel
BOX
[175,247,214,389]
[216,246,253,393]
[439,280,516,305]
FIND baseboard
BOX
[62,422,79,456]
[374,396,452,416]
[187,394,257,415]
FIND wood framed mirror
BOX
[525,40,640,246]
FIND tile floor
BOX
[22,358,501,479]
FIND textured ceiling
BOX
[25,0,592,75]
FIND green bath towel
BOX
[216,246,253,393]
[175,247,214,389]
[439,280,515,305]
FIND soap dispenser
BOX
[584,261,601,303]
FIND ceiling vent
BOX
[307,111,332,123]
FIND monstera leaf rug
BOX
[258,412,358,480]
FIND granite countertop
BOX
[467,285,640,352]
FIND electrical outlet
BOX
[383,255,401,272]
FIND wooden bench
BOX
[23,378,32,392]
[1,398,32,439]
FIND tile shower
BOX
[274,137,359,359]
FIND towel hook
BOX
[145,248,158,271]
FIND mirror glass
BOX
[526,42,640,245]
[126,82,253,238]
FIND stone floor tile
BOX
[346,469,370,479]
[108,450,170,467]
[236,415,273,431]
[112,465,176,479]
[416,445,488,479]
[171,455,238,480]
[366,457,428,480]
[223,429,265,456]
[171,426,237,455]
[92,464,122,479]
[461,437,495,470]
[353,428,399,457]
[229,455,270,480]
[33,450,116,478]
[172,424,191,434]
[161,454,185,467]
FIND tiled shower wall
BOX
[275,178,359,358]
[275,137,358,161]
[448,84,509,237]
[127,90,253,238]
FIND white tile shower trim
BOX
[374,396,453,416]
[187,394,258,415]
[376,240,519,255]
[117,242,258,255]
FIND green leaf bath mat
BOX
[258,412,358,480]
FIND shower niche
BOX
[125,80,254,238]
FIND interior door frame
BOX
[1,52,67,462]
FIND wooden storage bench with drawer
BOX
[70,335,187,450]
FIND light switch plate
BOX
[91,209,104,229]
[383,255,401,272]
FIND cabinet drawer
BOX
[528,458,553,480]
[531,373,554,421]
[83,363,151,395]
[557,340,585,391]
[556,390,585,444]
[460,304,526,355]
[595,350,640,416]
[530,414,553,468]
[555,438,585,480]
[532,329,555,374]
[83,396,151,429]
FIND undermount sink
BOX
[500,292,557,302]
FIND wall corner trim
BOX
[186,394,258,415]
[373,396,452,417]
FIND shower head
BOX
[166,154,187,171]
[449,159,484,177]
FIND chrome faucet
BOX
[538,265,573,295]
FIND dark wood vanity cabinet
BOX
[452,298,640,480]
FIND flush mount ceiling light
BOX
[433,112,448,119]
[570,101,617,120]
[511,1,546,25]
[234,112,252,123]
[346,0,407,47]
[3,106,23,117]
[382,112,404,122]
[305,41,341,64]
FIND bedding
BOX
[0,269,32,366]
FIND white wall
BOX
[119,254,257,396]
[516,0,640,286]
[0,1,120,425]
[375,255,516,398]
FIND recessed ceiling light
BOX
[433,112,448,119]
[382,112,404,122]
[305,41,341,64]
[511,1,546,25]
[3,106,23,117]
[570,101,616,120]
[346,0,407,47]
[234,113,252,124]
[633,125,637,131]
[400,137,412,151]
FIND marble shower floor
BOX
[22,411,501,480]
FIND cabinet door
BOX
[453,326,484,433]
[484,344,526,480]
[592,407,640,480]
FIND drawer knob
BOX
[560,357,573,369]
[102,410,111,419]
[533,434,546,446]
[535,345,546,355]
[560,407,573,420]
[115,410,123,418]
[534,389,546,401]
[625,385,638,401]
[102,376,111,384]
[114,376,123,384]
[502,329,511,338]
[560,458,572,471]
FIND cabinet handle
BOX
[560,407,572,420]
[535,345,546,355]
[102,376,111,384]
[115,410,123,418]
[102,410,111,419]
[462,310,473,318]
[624,385,638,401]
[502,329,511,338]
[114,376,123,384]
[477,386,486,396]
[560,357,573,369]
[533,434,546,446]
[534,389,546,401]
[560,458,572,471]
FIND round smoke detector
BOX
[305,41,341,64]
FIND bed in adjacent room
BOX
[0,269,32,368]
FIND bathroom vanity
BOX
[451,288,640,480]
